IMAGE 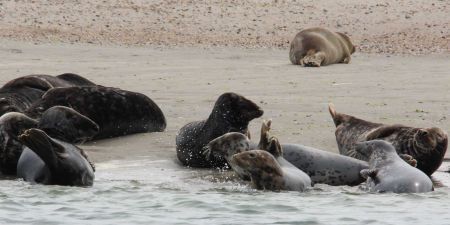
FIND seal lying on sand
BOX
[0,74,95,116]
[289,27,355,67]
[17,128,95,186]
[0,107,99,175]
[231,137,311,191]
[356,140,433,193]
[26,86,166,139]
[257,120,369,186]
[329,103,448,176]
[176,92,263,168]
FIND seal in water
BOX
[0,107,99,175]
[289,27,355,67]
[329,103,448,176]
[356,140,433,193]
[25,86,166,139]
[176,92,263,168]
[0,74,96,116]
[256,119,369,186]
[204,132,251,180]
[231,137,311,191]
[17,128,95,186]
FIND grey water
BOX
[1,158,450,225]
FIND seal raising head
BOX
[356,140,433,193]
[329,103,448,176]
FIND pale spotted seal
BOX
[356,140,433,193]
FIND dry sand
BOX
[1,40,449,166]
[0,0,449,54]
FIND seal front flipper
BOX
[360,169,378,180]
[365,124,406,140]
[18,129,60,169]
[398,154,418,167]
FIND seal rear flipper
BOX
[360,169,378,180]
[365,124,406,140]
[328,103,345,127]
[267,136,282,157]
[18,128,61,169]
[258,119,272,150]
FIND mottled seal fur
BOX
[25,86,166,139]
[176,92,263,168]
[289,27,355,67]
[329,103,448,176]
[0,107,99,175]
[17,128,95,186]
[0,74,95,116]
[356,140,433,193]
[257,119,368,186]
[231,137,311,192]
[204,132,251,180]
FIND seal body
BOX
[176,92,263,168]
[289,27,355,67]
[231,137,311,192]
[17,128,95,186]
[0,74,95,116]
[329,103,448,176]
[26,86,166,139]
[356,140,433,193]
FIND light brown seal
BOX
[329,103,448,176]
[289,27,355,67]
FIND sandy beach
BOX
[1,40,449,165]
[1,0,449,55]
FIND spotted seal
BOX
[329,103,448,176]
[25,86,166,139]
[0,73,95,116]
[289,27,355,67]
[176,92,263,168]
[17,128,95,186]
[356,140,433,193]
[231,137,311,191]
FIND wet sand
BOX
[1,40,450,166]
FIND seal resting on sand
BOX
[356,140,433,193]
[176,92,263,168]
[329,103,448,176]
[0,107,99,175]
[25,86,166,139]
[257,119,369,186]
[231,137,311,191]
[17,128,95,186]
[0,73,95,116]
[289,27,355,67]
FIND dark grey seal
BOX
[176,92,263,168]
[0,73,95,116]
[17,128,95,186]
[231,137,311,192]
[25,86,166,139]
[0,107,99,175]
[356,140,433,193]
[329,103,448,176]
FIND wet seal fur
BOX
[329,103,448,176]
[204,132,251,180]
[289,27,355,67]
[17,128,95,186]
[0,107,99,175]
[0,74,95,116]
[25,86,166,139]
[356,140,433,193]
[176,92,263,168]
[231,137,311,192]
[257,120,368,186]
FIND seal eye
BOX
[248,152,256,158]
